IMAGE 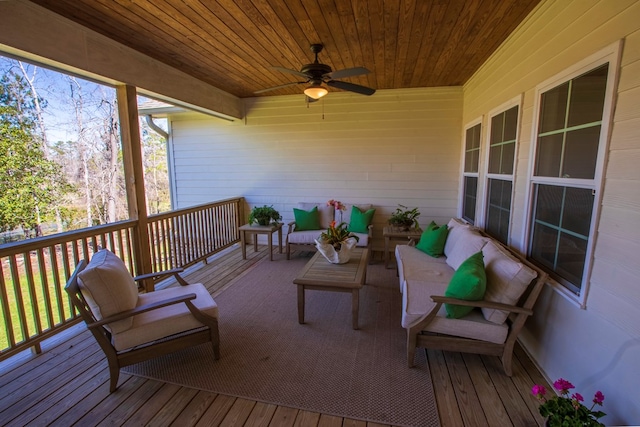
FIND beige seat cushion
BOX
[481,241,537,324]
[111,283,218,351]
[297,202,334,229]
[444,218,474,257]
[425,306,509,344]
[351,232,369,247]
[77,249,138,333]
[287,229,327,245]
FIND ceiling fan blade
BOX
[271,66,310,79]
[326,67,370,79]
[326,80,376,96]
[254,81,306,94]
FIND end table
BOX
[239,223,283,261]
[383,226,423,268]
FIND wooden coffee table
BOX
[293,247,369,330]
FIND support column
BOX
[117,85,153,291]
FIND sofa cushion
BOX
[425,306,509,344]
[415,221,449,257]
[351,232,370,247]
[293,206,321,231]
[395,245,451,293]
[348,206,375,233]
[111,283,218,351]
[445,251,486,318]
[77,249,138,333]
[298,202,334,229]
[287,229,326,245]
[445,227,488,270]
[444,218,473,257]
[481,241,538,324]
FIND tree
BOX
[0,70,68,235]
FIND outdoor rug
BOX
[124,255,440,427]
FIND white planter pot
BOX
[314,237,358,264]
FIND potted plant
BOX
[315,221,359,264]
[388,204,420,230]
[532,378,606,426]
[248,205,282,226]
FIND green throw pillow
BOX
[348,206,376,233]
[415,221,449,257]
[444,251,486,318]
[293,207,321,231]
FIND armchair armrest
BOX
[430,295,533,316]
[134,267,189,287]
[87,293,197,328]
[287,221,297,234]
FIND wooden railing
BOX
[0,197,244,360]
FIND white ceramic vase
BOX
[314,237,357,264]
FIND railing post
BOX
[117,85,153,291]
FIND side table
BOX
[239,223,283,261]
[383,226,423,269]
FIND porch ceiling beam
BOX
[0,0,242,120]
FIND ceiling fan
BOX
[255,44,376,100]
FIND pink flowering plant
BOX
[327,199,346,222]
[532,378,605,426]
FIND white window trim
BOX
[478,95,523,245]
[459,117,483,221]
[521,40,623,308]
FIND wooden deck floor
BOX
[0,244,550,426]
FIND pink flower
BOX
[327,199,345,211]
[531,385,546,399]
[572,393,584,402]
[553,378,575,394]
[593,391,605,405]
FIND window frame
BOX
[479,96,523,244]
[522,41,622,308]
[459,118,483,224]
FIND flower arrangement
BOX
[327,199,346,222]
[319,220,359,250]
[532,378,606,426]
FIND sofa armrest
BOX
[287,221,296,234]
[430,295,533,316]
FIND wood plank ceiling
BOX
[28,0,542,99]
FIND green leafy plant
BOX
[532,379,606,426]
[319,220,359,250]
[388,204,420,230]
[248,205,281,226]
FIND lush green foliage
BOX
[249,205,281,225]
[319,220,359,249]
[0,71,69,233]
[388,204,421,229]
[533,379,606,426]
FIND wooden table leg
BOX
[384,236,390,268]
[241,230,247,259]
[351,289,359,330]
[297,285,305,324]
[277,227,283,253]
[268,232,273,261]
[253,232,258,253]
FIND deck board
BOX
[0,244,550,426]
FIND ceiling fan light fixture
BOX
[304,84,328,99]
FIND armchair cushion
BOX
[293,206,321,231]
[348,206,375,233]
[77,249,138,333]
[111,283,218,351]
[298,202,334,229]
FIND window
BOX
[527,44,619,302]
[484,105,519,244]
[462,122,481,223]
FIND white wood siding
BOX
[169,87,463,250]
[463,1,640,424]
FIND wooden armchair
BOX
[65,249,220,392]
